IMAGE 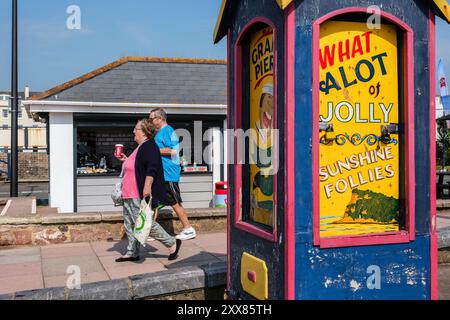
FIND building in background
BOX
[24,57,227,213]
[0,87,47,151]
[0,87,48,181]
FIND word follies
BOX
[251,28,274,84]
[319,146,395,199]
[319,31,389,95]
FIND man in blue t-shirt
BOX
[149,108,196,240]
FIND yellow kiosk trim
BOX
[432,0,450,23]
[241,252,269,300]
[213,0,294,43]
[213,0,450,43]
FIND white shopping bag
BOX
[133,198,154,245]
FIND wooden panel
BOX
[77,185,116,196]
[181,192,213,202]
[77,176,120,186]
[183,201,212,209]
[179,182,213,192]
[180,174,213,183]
[76,174,214,211]
[77,195,115,206]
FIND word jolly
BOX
[320,101,393,123]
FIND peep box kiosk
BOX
[214,0,450,300]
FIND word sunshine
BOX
[320,146,396,199]
[320,101,394,123]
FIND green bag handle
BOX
[135,197,152,232]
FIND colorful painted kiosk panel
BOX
[214,0,446,300]
[249,26,275,228]
[319,21,400,238]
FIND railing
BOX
[0,153,11,180]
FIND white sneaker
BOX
[175,227,197,240]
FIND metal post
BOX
[10,0,18,197]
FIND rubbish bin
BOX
[214,181,227,208]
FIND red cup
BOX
[114,144,124,158]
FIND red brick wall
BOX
[0,152,49,181]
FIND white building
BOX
[24,57,227,213]
[0,87,47,151]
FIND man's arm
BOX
[159,128,179,157]
[160,148,177,156]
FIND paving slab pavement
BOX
[0,232,226,295]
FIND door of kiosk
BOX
[214,0,449,300]
[230,19,285,300]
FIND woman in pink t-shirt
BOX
[114,119,181,262]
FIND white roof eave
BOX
[23,100,227,116]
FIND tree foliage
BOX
[346,189,399,223]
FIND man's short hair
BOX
[150,108,167,121]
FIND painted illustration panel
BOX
[319,21,400,237]
[248,26,275,228]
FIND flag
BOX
[438,58,449,97]
[443,96,450,114]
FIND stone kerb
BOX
[0,208,227,247]
[0,262,227,300]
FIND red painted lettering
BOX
[320,44,336,69]
[362,31,372,53]
[338,39,351,63]
[352,35,364,58]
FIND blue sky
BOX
[0,0,449,93]
[0,0,226,91]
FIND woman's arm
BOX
[140,141,159,197]
[143,176,154,198]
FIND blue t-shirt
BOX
[154,125,181,182]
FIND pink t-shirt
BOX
[121,147,140,199]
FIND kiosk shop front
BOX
[214,0,450,300]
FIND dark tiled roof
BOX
[31,57,227,105]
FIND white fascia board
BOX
[23,100,227,115]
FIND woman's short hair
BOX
[139,119,157,139]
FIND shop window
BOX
[234,19,278,241]
[313,9,415,248]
